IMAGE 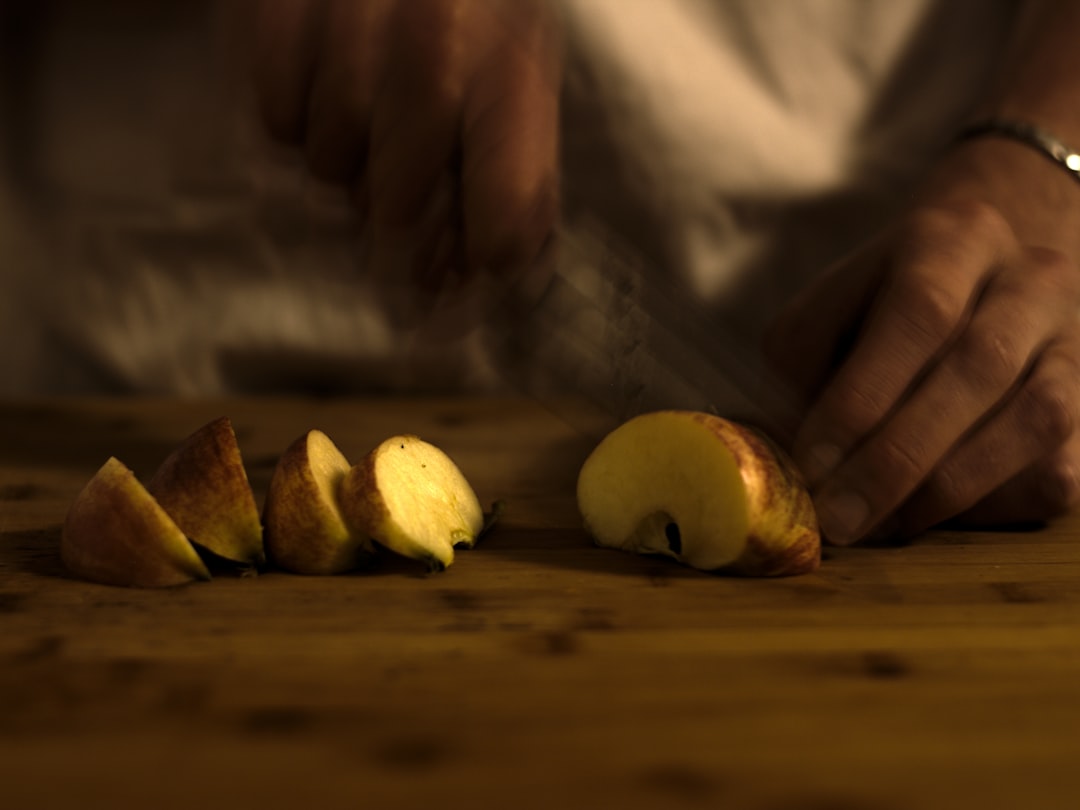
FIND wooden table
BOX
[2,397,1079,810]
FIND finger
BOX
[793,202,1014,487]
[252,0,323,144]
[896,332,1080,534]
[952,435,1080,527]
[461,2,561,274]
[304,0,393,182]
[812,251,1074,546]
[368,0,468,244]
[410,170,467,292]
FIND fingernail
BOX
[801,442,844,486]
[815,490,869,546]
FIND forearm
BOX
[979,0,1080,138]
[916,1,1080,264]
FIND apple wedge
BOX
[263,429,376,574]
[147,416,265,567]
[576,411,820,576]
[339,435,484,572]
[62,457,212,587]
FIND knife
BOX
[479,219,805,440]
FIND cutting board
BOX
[2,397,1079,810]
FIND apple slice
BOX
[62,457,212,587]
[263,429,377,574]
[147,416,265,567]
[576,411,820,576]
[340,435,484,572]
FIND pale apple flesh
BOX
[147,416,265,567]
[576,411,820,577]
[340,435,484,572]
[264,429,377,575]
[62,457,212,588]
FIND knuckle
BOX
[952,327,1023,393]
[904,200,1009,246]
[949,199,1011,242]
[1020,375,1078,449]
[1025,245,1072,280]
[889,202,1012,347]
[892,275,965,345]
[1023,246,1080,301]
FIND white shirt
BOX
[0,0,1015,396]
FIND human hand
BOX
[252,0,561,286]
[766,148,1080,545]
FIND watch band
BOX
[956,118,1080,184]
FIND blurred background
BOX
[0,0,1013,400]
[0,0,502,397]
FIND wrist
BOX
[957,119,1080,184]
[914,133,1080,264]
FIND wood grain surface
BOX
[1,397,1079,810]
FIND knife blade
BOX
[480,220,805,440]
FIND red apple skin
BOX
[263,430,376,575]
[579,411,820,577]
[338,454,389,538]
[147,416,265,566]
[62,457,212,588]
[705,415,821,577]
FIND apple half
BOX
[576,411,820,576]
[147,416,265,567]
[340,435,484,572]
[263,429,377,574]
[62,457,212,587]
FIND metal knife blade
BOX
[480,220,804,439]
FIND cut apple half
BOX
[147,416,265,567]
[264,429,376,575]
[576,411,820,577]
[62,457,212,587]
[340,435,484,572]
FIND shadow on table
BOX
[0,525,71,580]
[464,431,712,581]
[0,410,708,584]
[474,526,710,582]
